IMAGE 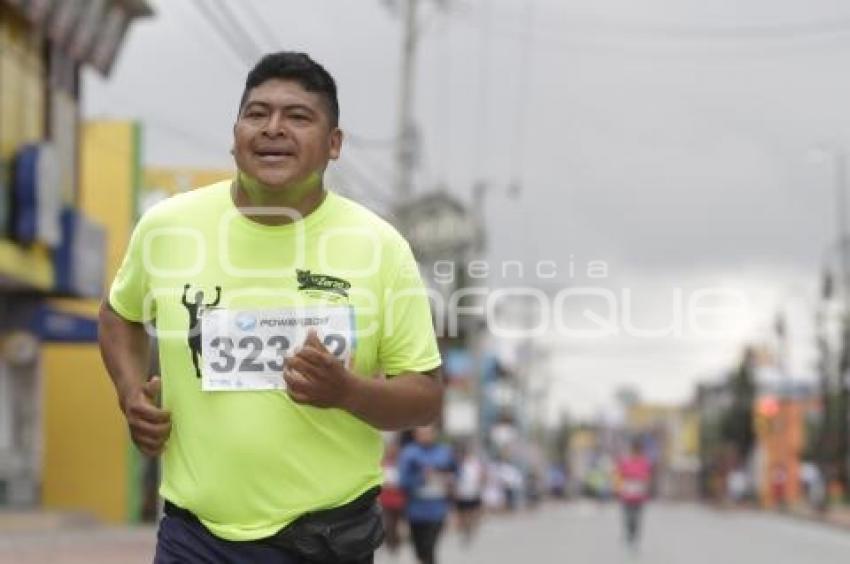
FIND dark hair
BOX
[631,438,643,454]
[238,52,339,127]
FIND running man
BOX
[99,52,444,564]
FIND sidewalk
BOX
[694,499,850,532]
[0,509,97,534]
[780,503,850,530]
[0,510,155,564]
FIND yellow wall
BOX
[0,5,52,288]
[0,5,45,160]
[627,404,675,430]
[144,166,232,195]
[679,410,700,456]
[0,239,53,289]
[41,121,140,522]
[79,121,138,280]
[41,344,129,523]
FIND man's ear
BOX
[329,128,343,160]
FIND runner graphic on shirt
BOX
[182,284,221,378]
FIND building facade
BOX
[0,0,150,514]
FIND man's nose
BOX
[263,111,286,137]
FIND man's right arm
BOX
[98,301,171,456]
[98,301,150,409]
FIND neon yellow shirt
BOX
[109,180,441,540]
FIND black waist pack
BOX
[266,486,385,563]
[164,487,384,563]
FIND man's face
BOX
[414,425,437,446]
[233,79,341,191]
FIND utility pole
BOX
[394,0,421,203]
[833,151,850,500]
[817,277,834,511]
[838,153,849,293]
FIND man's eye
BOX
[245,111,266,119]
[290,114,310,122]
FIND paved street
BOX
[3,502,850,563]
[377,502,850,564]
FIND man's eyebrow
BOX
[242,101,271,111]
[242,101,317,115]
[282,103,317,114]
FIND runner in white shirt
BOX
[453,443,486,545]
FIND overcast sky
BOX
[84,0,850,419]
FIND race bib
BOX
[383,466,400,487]
[622,479,648,497]
[418,471,451,500]
[200,306,354,392]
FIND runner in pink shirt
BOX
[617,439,653,547]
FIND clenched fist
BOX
[284,330,357,409]
[122,376,171,457]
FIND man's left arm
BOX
[342,368,443,431]
[284,330,443,431]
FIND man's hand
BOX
[122,376,172,457]
[284,330,355,409]
[282,329,443,430]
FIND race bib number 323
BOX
[200,306,355,392]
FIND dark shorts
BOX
[154,503,375,564]
[154,510,301,564]
[409,520,444,564]
[455,498,482,511]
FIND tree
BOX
[720,348,757,464]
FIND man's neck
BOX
[232,172,326,226]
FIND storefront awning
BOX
[2,0,153,76]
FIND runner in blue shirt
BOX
[398,425,457,564]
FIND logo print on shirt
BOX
[182,283,222,378]
[235,313,258,331]
[296,270,351,298]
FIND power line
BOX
[473,0,490,181]
[208,0,267,60]
[577,17,850,41]
[509,0,534,186]
[430,10,452,183]
[459,7,850,44]
[345,143,396,184]
[449,5,850,65]
[142,119,227,160]
[345,132,397,149]
[89,86,229,159]
[171,1,245,72]
[230,1,284,52]
[190,0,256,66]
[455,19,850,62]
[335,155,394,202]
[328,163,389,213]
[159,2,401,194]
